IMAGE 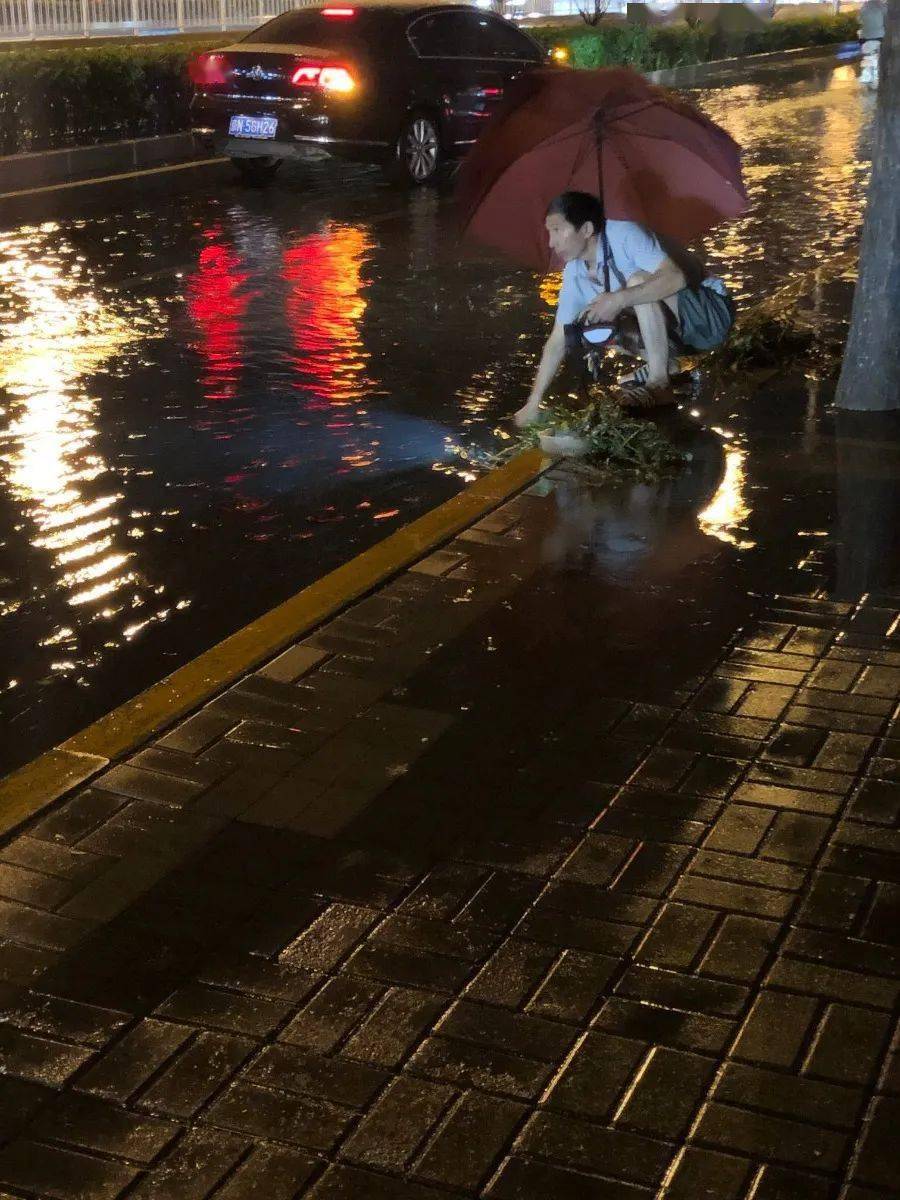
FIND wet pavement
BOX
[0,259,899,1197]
[0,52,876,772]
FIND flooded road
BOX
[0,54,874,772]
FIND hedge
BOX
[0,40,221,155]
[0,12,858,157]
[529,12,858,71]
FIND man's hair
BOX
[546,191,605,234]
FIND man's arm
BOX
[581,257,686,325]
[513,321,566,426]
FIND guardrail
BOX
[0,0,304,41]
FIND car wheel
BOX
[232,156,282,184]
[385,114,442,186]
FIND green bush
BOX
[0,12,858,157]
[0,39,221,155]
[530,11,855,71]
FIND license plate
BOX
[229,115,277,139]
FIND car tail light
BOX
[188,52,228,86]
[291,62,356,93]
[549,45,570,64]
[322,6,356,16]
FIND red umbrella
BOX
[456,66,748,271]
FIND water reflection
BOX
[0,227,161,694]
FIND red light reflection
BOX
[187,229,254,402]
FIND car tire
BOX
[384,113,443,187]
[232,156,282,185]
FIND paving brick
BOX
[486,1155,654,1199]
[154,982,291,1037]
[750,762,855,796]
[767,957,899,1009]
[785,927,900,979]
[849,778,900,825]
[692,677,751,714]
[75,1018,193,1102]
[797,688,892,718]
[197,953,320,1005]
[437,999,575,1063]
[628,747,696,790]
[0,862,76,909]
[663,1146,752,1199]
[399,864,488,922]
[693,1101,846,1171]
[678,755,745,798]
[158,709,238,754]
[852,1095,900,1189]
[343,986,446,1067]
[128,1128,249,1199]
[341,1075,454,1169]
[615,1046,716,1138]
[28,790,126,845]
[760,811,832,865]
[245,1043,388,1107]
[815,732,875,774]
[515,908,640,957]
[689,848,804,891]
[0,1076,51,1144]
[214,1145,320,1199]
[519,1112,672,1186]
[809,659,864,692]
[796,871,870,931]
[0,1024,94,1087]
[527,949,617,1022]
[372,912,494,963]
[414,1090,525,1190]
[671,873,794,919]
[716,1061,863,1128]
[459,938,552,1008]
[855,664,900,698]
[735,682,796,720]
[137,1032,254,1119]
[454,872,543,933]
[749,1165,835,1200]
[732,990,819,1068]
[309,1164,467,1200]
[698,914,780,983]
[634,903,718,970]
[0,1139,138,1200]
[612,843,691,897]
[762,723,828,767]
[594,995,733,1054]
[0,939,57,985]
[29,1091,179,1162]
[732,781,839,816]
[703,805,775,854]
[803,1003,892,1085]
[279,976,384,1052]
[0,990,128,1048]
[558,832,637,887]
[93,764,203,807]
[407,1036,551,1100]
[0,898,90,952]
[545,1030,646,1119]
[537,881,656,926]
[788,706,884,735]
[347,941,475,992]
[281,903,379,971]
[204,1078,351,1149]
[862,881,900,945]
[0,836,108,883]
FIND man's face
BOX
[546,214,594,263]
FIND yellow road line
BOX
[0,156,223,203]
[0,448,546,838]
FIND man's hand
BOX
[579,291,625,326]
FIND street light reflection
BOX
[697,442,755,550]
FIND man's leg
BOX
[624,270,680,388]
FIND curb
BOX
[645,39,843,86]
[0,131,204,195]
[0,41,846,195]
[0,448,548,839]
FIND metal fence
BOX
[0,0,305,41]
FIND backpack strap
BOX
[600,224,629,292]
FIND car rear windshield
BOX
[240,9,378,49]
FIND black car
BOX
[190,4,553,185]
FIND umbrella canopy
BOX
[456,66,748,271]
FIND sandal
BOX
[617,360,685,388]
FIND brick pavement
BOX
[0,453,898,1200]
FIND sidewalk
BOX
[0,278,899,1199]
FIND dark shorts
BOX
[566,283,735,359]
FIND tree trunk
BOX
[835,0,900,411]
